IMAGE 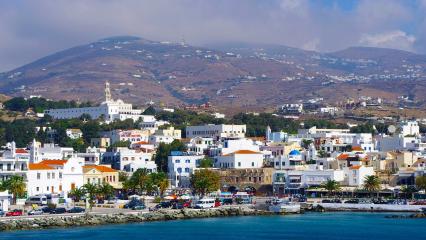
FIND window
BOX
[175,160,180,163]
[36,187,39,191]
[37,173,41,180]
[185,159,191,163]
[185,168,190,173]
[238,162,241,167]
[252,162,255,167]
[177,168,182,173]
[52,173,55,179]
[59,172,62,179]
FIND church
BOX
[44,82,151,122]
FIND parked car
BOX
[195,198,215,209]
[344,199,359,204]
[222,198,233,205]
[158,201,172,208]
[0,210,5,216]
[28,209,44,215]
[41,206,55,213]
[124,199,145,209]
[132,205,146,210]
[67,207,85,213]
[25,195,48,205]
[5,209,23,217]
[50,208,67,214]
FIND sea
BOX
[0,212,424,240]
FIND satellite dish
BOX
[388,125,396,134]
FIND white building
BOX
[187,137,214,155]
[66,129,83,139]
[211,138,261,156]
[186,124,246,139]
[27,163,61,197]
[168,152,204,188]
[279,103,303,115]
[39,157,85,198]
[344,165,375,187]
[375,134,418,152]
[400,121,420,137]
[273,166,345,194]
[0,191,10,211]
[103,129,150,145]
[45,82,149,123]
[102,147,157,173]
[0,142,30,181]
[216,150,263,169]
[30,140,74,163]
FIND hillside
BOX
[1,36,426,110]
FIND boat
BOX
[268,198,301,213]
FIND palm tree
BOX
[158,179,169,197]
[83,183,98,209]
[97,183,115,201]
[133,168,150,194]
[400,185,418,200]
[4,176,26,204]
[322,180,341,197]
[363,175,381,198]
[68,187,86,204]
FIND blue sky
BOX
[0,0,425,71]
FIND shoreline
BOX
[0,207,273,232]
[1,206,425,232]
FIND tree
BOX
[129,168,151,194]
[154,140,186,172]
[322,180,341,197]
[97,182,115,201]
[158,179,169,197]
[68,187,86,203]
[36,128,48,143]
[119,171,129,182]
[301,139,313,150]
[199,157,214,168]
[401,185,418,200]
[190,169,220,197]
[108,140,131,151]
[415,176,426,193]
[83,183,98,209]
[3,176,26,204]
[143,106,156,115]
[363,175,381,198]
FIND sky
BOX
[0,0,425,72]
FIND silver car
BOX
[28,209,44,215]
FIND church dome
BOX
[289,149,301,155]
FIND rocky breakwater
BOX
[0,207,272,231]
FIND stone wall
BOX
[0,207,272,232]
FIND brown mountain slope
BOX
[1,36,426,110]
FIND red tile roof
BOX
[224,150,261,156]
[351,146,364,151]
[337,153,349,160]
[29,163,54,170]
[15,148,28,154]
[40,160,68,165]
[83,165,117,173]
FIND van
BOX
[25,195,48,205]
[195,198,215,209]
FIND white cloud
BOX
[0,0,424,71]
[359,30,416,51]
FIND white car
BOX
[195,198,215,209]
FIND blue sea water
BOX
[0,212,424,240]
